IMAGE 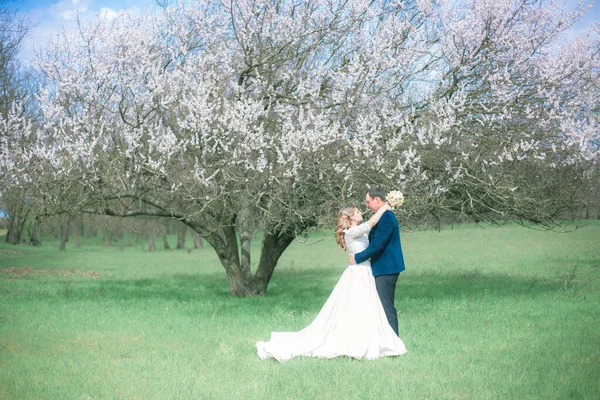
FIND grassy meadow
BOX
[0,222,599,399]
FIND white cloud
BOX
[49,0,92,20]
[98,7,119,21]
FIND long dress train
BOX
[255,222,407,362]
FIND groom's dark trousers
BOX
[375,273,400,335]
[354,210,405,336]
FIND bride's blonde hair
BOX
[334,204,357,251]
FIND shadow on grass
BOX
[271,268,570,313]
[2,266,575,313]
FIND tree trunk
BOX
[176,223,186,249]
[6,214,23,244]
[4,190,28,245]
[54,215,61,237]
[240,226,252,275]
[29,217,42,246]
[74,223,80,248]
[162,234,170,249]
[193,234,203,248]
[250,230,295,295]
[201,224,295,296]
[103,229,112,246]
[148,236,155,252]
[6,206,29,244]
[58,215,71,251]
[128,231,136,246]
[59,236,67,251]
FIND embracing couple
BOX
[256,187,407,362]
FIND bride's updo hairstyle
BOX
[335,205,357,251]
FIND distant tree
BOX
[0,1,38,245]
[0,1,30,118]
[58,213,72,251]
[176,223,187,249]
[162,230,171,249]
[2,0,599,295]
[193,233,203,249]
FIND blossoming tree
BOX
[2,0,598,295]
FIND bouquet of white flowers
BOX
[386,190,404,209]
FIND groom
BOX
[349,187,405,335]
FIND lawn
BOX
[1,222,599,399]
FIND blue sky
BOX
[5,0,158,62]
[4,0,600,64]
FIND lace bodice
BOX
[344,223,371,262]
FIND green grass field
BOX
[1,222,599,399]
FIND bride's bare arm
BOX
[365,203,391,228]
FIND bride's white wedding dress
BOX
[256,222,407,362]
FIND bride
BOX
[256,203,407,362]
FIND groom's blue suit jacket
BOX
[354,210,405,276]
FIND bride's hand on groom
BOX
[348,254,356,264]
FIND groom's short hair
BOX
[367,187,386,202]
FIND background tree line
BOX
[0,212,203,251]
[2,203,600,248]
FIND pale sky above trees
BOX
[4,0,600,63]
[5,0,158,62]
